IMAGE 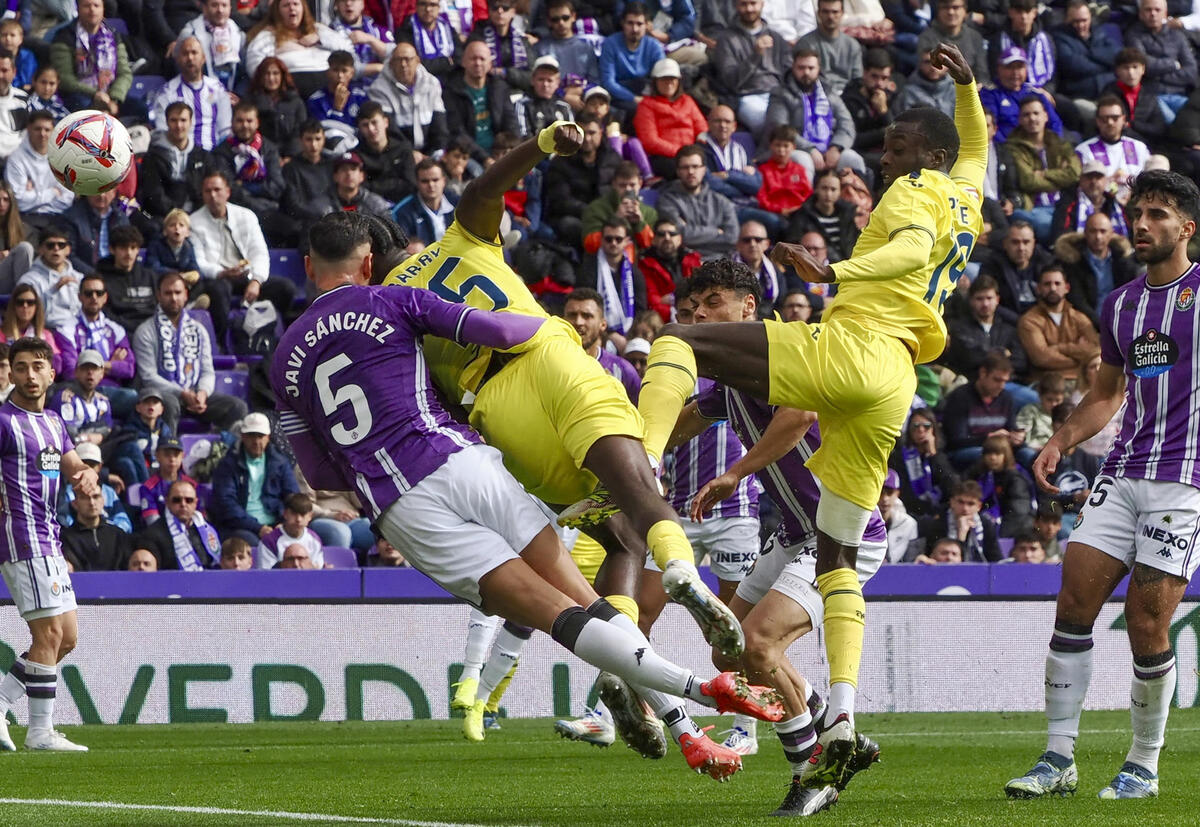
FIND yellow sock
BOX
[485,663,518,713]
[638,335,697,462]
[604,593,640,625]
[815,568,865,689]
[647,519,694,571]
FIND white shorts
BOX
[1,555,76,621]
[734,531,887,628]
[376,444,551,607]
[644,516,761,582]
[1068,475,1200,581]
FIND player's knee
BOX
[1055,588,1102,626]
[58,629,77,659]
[740,629,778,677]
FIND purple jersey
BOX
[0,402,74,563]
[1098,265,1200,488]
[271,284,543,519]
[696,385,886,547]
[596,349,641,403]
[669,380,758,520]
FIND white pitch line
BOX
[872,725,1200,738]
[0,798,505,827]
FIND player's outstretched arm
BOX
[455,121,584,243]
[774,227,935,286]
[933,43,987,194]
[1032,361,1125,493]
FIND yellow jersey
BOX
[383,220,573,397]
[825,82,988,365]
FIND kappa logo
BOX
[1178,287,1195,311]
[634,647,646,665]
[1157,548,1173,559]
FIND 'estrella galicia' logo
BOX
[37,447,61,479]
[1129,329,1179,378]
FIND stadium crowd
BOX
[0,0,1192,572]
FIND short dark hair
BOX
[0,49,13,65]
[792,46,820,62]
[1115,47,1146,67]
[979,350,1013,375]
[358,102,387,125]
[622,1,649,19]
[674,144,705,166]
[1017,93,1046,113]
[968,273,1000,297]
[863,47,892,71]
[565,287,604,311]
[300,118,325,136]
[309,212,371,262]
[8,336,54,366]
[201,167,232,188]
[547,0,575,13]
[602,216,631,234]
[575,111,600,128]
[688,259,762,306]
[0,341,10,363]
[157,271,188,292]
[951,479,983,500]
[232,100,259,118]
[613,160,642,181]
[26,109,55,128]
[653,217,678,232]
[1094,93,1124,114]
[1007,218,1035,236]
[1128,169,1200,224]
[1008,0,1037,10]
[40,223,70,245]
[164,100,193,120]
[768,124,799,145]
[284,493,313,514]
[1038,264,1066,283]
[109,224,143,249]
[892,107,960,167]
[444,135,474,157]
[415,157,441,176]
[327,49,355,69]
[1011,529,1042,548]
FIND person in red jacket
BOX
[633,58,708,180]
[638,217,702,321]
[755,125,814,238]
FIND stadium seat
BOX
[270,248,307,291]
[214,369,250,402]
[188,309,236,368]
[997,537,1015,558]
[732,131,757,160]
[129,75,167,102]
[105,17,129,35]
[196,483,212,511]
[322,547,359,569]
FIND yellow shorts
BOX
[765,316,916,510]
[469,332,645,505]
[569,533,607,585]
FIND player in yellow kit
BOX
[378,123,745,669]
[605,43,988,791]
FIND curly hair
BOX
[1128,169,1200,223]
[687,258,762,305]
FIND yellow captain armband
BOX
[538,120,576,154]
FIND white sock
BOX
[594,699,613,726]
[1127,651,1176,775]
[24,660,56,733]
[775,711,817,775]
[476,622,531,701]
[641,688,702,742]
[461,609,500,682]
[732,713,758,738]
[1045,624,1094,761]
[0,656,28,713]
[828,682,855,729]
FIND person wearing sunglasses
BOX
[133,479,222,571]
[467,0,534,92]
[638,217,700,322]
[0,283,70,376]
[15,226,83,333]
[888,406,960,519]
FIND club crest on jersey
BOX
[1073,512,1084,529]
[50,580,60,596]
[1129,329,1178,378]
[1177,287,1195,311]
[37,446,62,479]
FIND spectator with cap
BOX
[469,0,535,92]
[599,2,667,117]
[879,468,920,563]
[442,40,521,162]
[60,440,132,531]
[395,0,463,82]
[516,55,575,138]
[136,479,223,570]
[634,58,706,180]
[136,436,197,526]
[50,348,113,446]
[209,412,301,544]
[109,386,173,488]
[563,287,642,401]
[306,50,370,152]
[330,151,392,215]
[133,271,249,432]
[354,102,418,205]
[711,0,789,134]
[581,84,655,179]
[979,46,1063,142]
[367,43,449,158]
[638,216,700,321]
[62,487,132,572]
[189,169,297,324]
[1050,160,1127,241]
[531,0,599,108]
[624,336,651,377]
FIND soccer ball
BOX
[48,110,133,196]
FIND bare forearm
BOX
[1048,390,1123,452]
[725,408,816,480]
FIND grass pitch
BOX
[2,708,1198,825]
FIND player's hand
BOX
[72,467,100,497]
[931,42,973,85]
[1033,443,1062,494]
[552,121,584,156]
[770,241,835,283]
[690,471,739,523]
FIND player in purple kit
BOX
[661,262,887,816]
[0,338,100,753]
[271,213,785,743]
[1006,170,1200,802]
